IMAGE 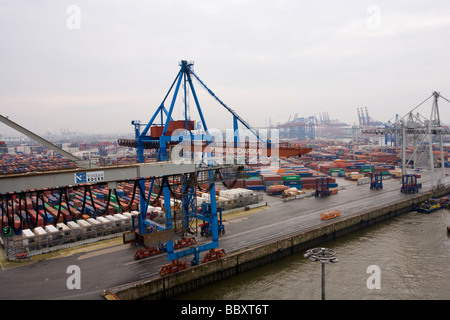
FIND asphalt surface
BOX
[0,170,447,300]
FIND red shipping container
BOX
[245,180,264,186]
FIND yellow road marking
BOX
[77,244,129,260]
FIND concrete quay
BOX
[109,184,450,300]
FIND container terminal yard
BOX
[1,61,450,300]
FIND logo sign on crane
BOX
[74,171,105,184]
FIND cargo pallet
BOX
[7,252,32,263]
[201,248,226,263]
[282,193,309,201]
[173,237,197,249]
[134,246,161,260]
[159,260,189,276]
[320,210,341,221]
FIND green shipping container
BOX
[360,168,374,173]
[3,226,12,237]
[282,175,300,181]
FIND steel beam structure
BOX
[0,114,92,169]
[132,60,267,266]
[0,161,196,194]
[362,91,449,190]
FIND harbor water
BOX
[178,208,450,300]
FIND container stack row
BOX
[230,163,338,194]
[0,153,77,174]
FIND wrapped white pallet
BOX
[44,225,58,234]
[113,213,131,228]
[44,225,60,241]
[228,190,239,199]
[21,229,35,247]
[357,177,370,185]
[96,216,113,231]
[33,226,47,237]
[77,219,94,233]
[86,218,102,236]
[33,227,50,248]
[76,219,91,228]
[67,221,82,233]
[105,215,119,223]
[114,213,129,221]
[122,212,133,219]
[56,223,72,237]
[86,217,100,227]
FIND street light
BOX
[304,247,339,300]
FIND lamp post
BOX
[304,247,339,300]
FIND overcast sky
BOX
[1,0,449,137]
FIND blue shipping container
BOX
[329,183,338,188]
[42,212,53,223]
[116,190,125,197]
[247,185,266,191]
[285,184,303,189]
[298,172,313,177]
[284,180,303,186]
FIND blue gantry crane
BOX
[123,60,311,269]
[129,60,275,267]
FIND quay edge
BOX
[108,185,450,300]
